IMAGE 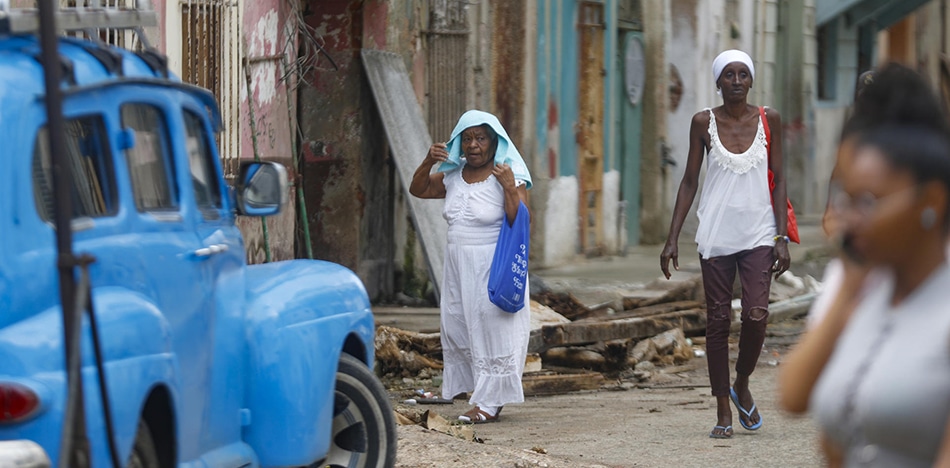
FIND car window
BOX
[121,104,178,212]
[32,116,117,221]
[183,110,222,219]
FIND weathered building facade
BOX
[53,0,950,305]
[22,0,303,264]
[813,0,950,215]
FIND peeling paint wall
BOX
[241,1,298,263]
[298,0,401,301]
[139,0,300,263]
[531,1,629,265]
[533,1,582,267]
[301,1,373,275]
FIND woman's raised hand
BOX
[492,163,516,191]
[426,143,448,165]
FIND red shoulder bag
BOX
[760,106,800,244]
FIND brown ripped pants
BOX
[699,245,773,397]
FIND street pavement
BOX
[382,217,831,467]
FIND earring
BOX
[921,207,937,230]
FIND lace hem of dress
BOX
[707,109,768,175]
[472,355,522,376]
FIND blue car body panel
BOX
[0,34,379,467]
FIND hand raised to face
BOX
[492,163,515,190]
[425,142,448,165]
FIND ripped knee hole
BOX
[708,303,731,321]
[749,307,768,321]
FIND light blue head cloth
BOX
[436,109,533,189]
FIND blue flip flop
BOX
[730,388,763,430]
[709,425,733,439]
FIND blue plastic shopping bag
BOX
[488,201,529,313]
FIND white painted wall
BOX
[667,0,727,238]
[542,176,579,266]
[813,104,848,213]
[601,169,620,251]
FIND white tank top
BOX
[694,108,777,259]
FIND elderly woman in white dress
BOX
[660,50,790,439]
[409,110,531,424]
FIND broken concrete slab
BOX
[530,300,572,330]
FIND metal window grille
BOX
[425,1,468,143]
[180,0,241,180]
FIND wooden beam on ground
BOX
[521,372,606,396]
[574,300,704,322]
[529,309,706,353]
[622,276,703,309]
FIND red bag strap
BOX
[759,106,771,160]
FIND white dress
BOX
[439,167,531,408]
[694,108,777,259]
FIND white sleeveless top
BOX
[694,108,777,259]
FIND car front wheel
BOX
[323,353,397,468]
[127,420,160,468]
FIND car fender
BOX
[0,287,178,466]
[242,260,375,467]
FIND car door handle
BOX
[194,244,229,257]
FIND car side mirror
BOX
[235,161,288,217]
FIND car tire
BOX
[324,353,397,468]
[127,420,160,468]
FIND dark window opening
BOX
[122,104,179,212]
[183,110,223,220]
[32,116,117,221]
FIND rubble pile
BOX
[375,271,819,395]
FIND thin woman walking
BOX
[660,50,790,439]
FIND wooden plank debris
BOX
[530,308,706,353]
[622,276,703,309]
[574,300,703,322]
[522,371,606,396]
[375,325,444,376]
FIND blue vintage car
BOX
[0,6,396,468]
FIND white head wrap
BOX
[712,49,754,96]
